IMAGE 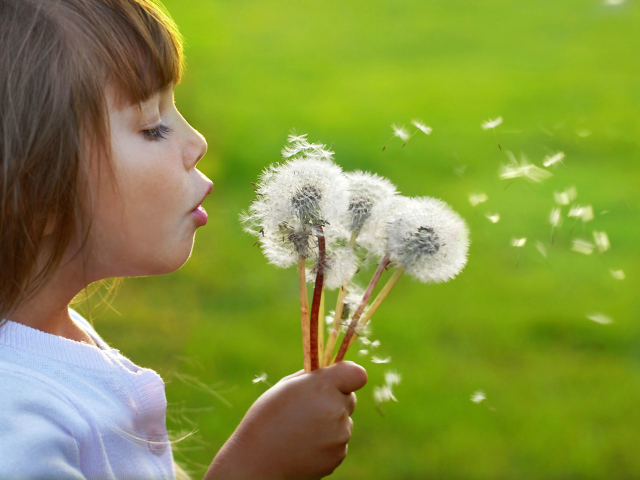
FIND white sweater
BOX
[0,309,176,479]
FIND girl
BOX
[0,0,367,479]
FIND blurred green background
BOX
[79,0,640,478]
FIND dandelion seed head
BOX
[481,116,503,130]
[343,171,397,240]
[543,151,566,168]
[384,196,470,283]
[485,213,501,223]
[593,231,610,253]
[587,313,613,325]
[468,192,488,207]
[610,269,625,280]
[471,391,486,403]
[572,238,594,255]
[511,237,527,247]
[412,119,432,135]
[392,124,410,141]
[309,245,359,290]
[287,133,308,144]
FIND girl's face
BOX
[81,85,212,280]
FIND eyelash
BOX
[142,124,173,141]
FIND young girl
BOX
[0,0,367,478]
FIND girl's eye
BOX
[142,124,173,141]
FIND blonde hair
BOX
[0,0,183,317]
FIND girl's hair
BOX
[0,0,183,317]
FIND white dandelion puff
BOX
[471,391,486,403]
[383,196,470,283]
[411,119,432,135]
[593,231,610,253]
[481,117,503,130]
[371,356,392,364]
[587,313,613,325]
[499,153,553,183]
[485,213,500,223]
[511,238,527,247]
[313,245,360,290]
[468,192,488,207]
[542,151,566,168]
[610,269,625,280]
[572,239,594,255]
[536,241,548,258]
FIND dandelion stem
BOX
[323,232,358,366]
[318,287,325,368]
[346,266,405,351]
[309,225,326,371]
[333,254,391,364]
[298,256,311,373]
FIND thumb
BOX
[323,361,368,394]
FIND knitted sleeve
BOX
[0,369,88,479]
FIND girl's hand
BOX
[205,361,368,480]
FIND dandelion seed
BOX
[593,231,610,253]
[383,196,470,283]
[454,165,467,177]
[536,241,548,258]
[358,349,369,356]
[371,356,392,364]
[610,269,625,280]
[481,117,503,130]
[499,153,552,183]
[412,120,432,135]
[468,192,488,207]
[392,124,410,141]
[471,391,486,403]
[587,313,613,325]
[550,207,562,228]
[485,213,500,223]
[385,370,402,386]
[572,239,594,255]
[554,186,577,205]
[542,151,566,168]
[252,373,269,384]
[605,0,625,5]
[373,385,397,403]
[576,129,592,138]
[511,238,527,247]
[568,204,594,223]
[370,340,381,348]
[287,133,308,143]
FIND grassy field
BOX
[78,0,640,478]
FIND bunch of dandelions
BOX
[242,133,470,372]
[241,136,350,372]
[333,196,470,363]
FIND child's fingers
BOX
[345,392,357,416]
[276,369,305,384]
[324,361,368,394]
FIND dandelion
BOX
[482,116,503,149]
[499,152,553,183]
[587,313,613,325]
[610,269,625,280]
[468,192,488,207]
[334,196,469,363]
[511,238,527,247]
[572,238,594,255]
[371,356,392,364]
[593,231,610,253]
[287,133,308,143]
[471,391,486,403]
[485,213,500,223]
[542,151,566,168]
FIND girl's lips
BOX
[191,204,208,226]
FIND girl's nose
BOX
[185,127,208,169]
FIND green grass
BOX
[79,0,640,478]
